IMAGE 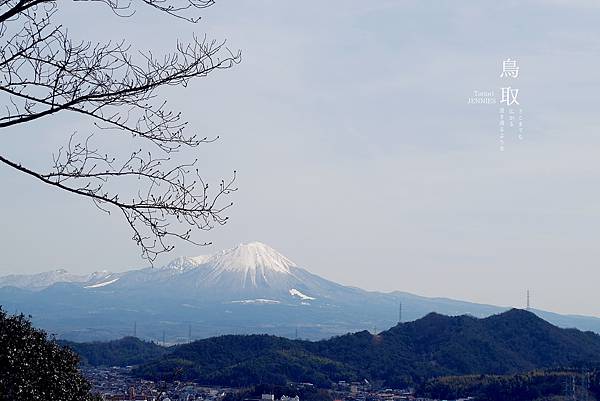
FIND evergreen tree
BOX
[0,307,99,401]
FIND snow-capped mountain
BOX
[2,241,600,343]
[208,241,296,273]
[199,241,298,290]
[86,242,336,304]
[160,255,212,272]
[0,269,115,290]
[157,242,326,301]
[0,242,333,307]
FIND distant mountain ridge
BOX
[0,269,116,290]
[2,242,600,342]
[0,242,324,299]
[66,309,600,388]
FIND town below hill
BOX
[64,309,600,393]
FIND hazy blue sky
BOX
[1,1,599,317]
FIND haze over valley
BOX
[2,242,600,343]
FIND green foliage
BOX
[418,370,600,401]
[133,335,359,387]
[0,307,99,401]
[71,309,600,389]
[61,336,166,367]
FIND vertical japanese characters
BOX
[499,58,525,151]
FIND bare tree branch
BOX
[0,0,240,262]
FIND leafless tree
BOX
[0,0,240,262]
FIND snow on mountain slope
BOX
[208,242,296,274]
[84,277,120,288]
[289,288,316,300]
[0,242,348,302]
[0,269,115,290]
[5,241,600,342]
[195,242,301,290]
[160,255,212,271]
[230,299,281,304]
[0,252,215,291]
[91,242,338,302]
[87,254,212,289]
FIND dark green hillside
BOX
[134,335,360,387]
[418,369,600,401]
[60,336,166,366]
[481,309,600,367]
[66,309,600,387]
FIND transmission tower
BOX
[398,301,403,324]
[526,289,530,310]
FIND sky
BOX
[1,0,600,317]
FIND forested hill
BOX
[68,309,600,387]
[60,337,166,367]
